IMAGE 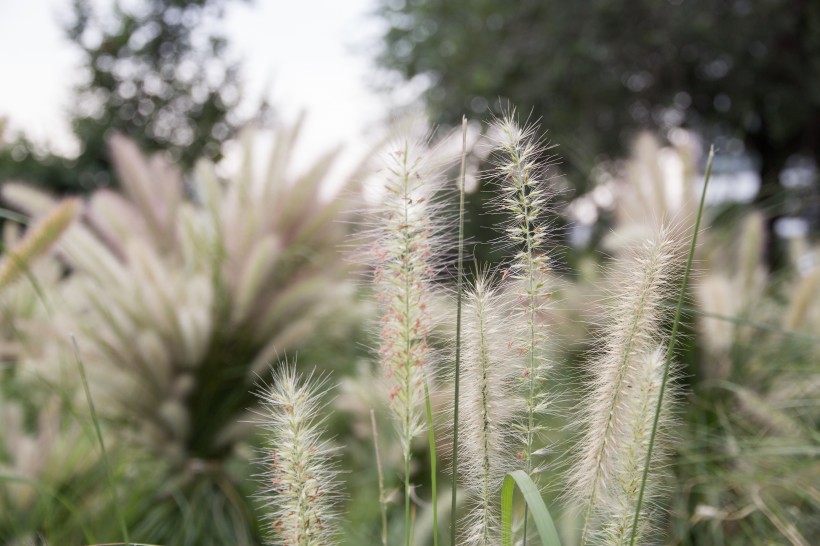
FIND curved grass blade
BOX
[501,470,561,546]
[0,206,30,224]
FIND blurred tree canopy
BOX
[376,0,820,203]
[0,0,260,193]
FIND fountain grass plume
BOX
[489,113,559,544]
[0,198,78,290]
[488,113,557,475]
[370,136,448,451]
[571,228,683,545]
[255,365,343,546]
[456,272,524,545]
[366,134,451,546]
[599,346,676,545]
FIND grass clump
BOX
[1,107,815,546]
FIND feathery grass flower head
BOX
[457,272,524,545]
[597,346,675,545]
[255,365,342,546]
[571,228,683,545]
[488,115,556,274]
[488,113,558,474]
[0,198,78,291]
[366,135,451,453]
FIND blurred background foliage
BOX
[0,0,818,544]
[376,0,820,266]
[0,0,267,193]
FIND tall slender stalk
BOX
[371,409,389,546]
[451,116,468,545]
[403,145,414,546]
[627,146,715,546]
[71,335,130,544]
[424,375,439,546]
[405,449,412,546]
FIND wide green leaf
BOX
[501,470,561,546]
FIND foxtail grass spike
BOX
[490,113,556,543]
[256,366,343,546]
[571,228,684,546]
[0,198,78,290]
[368,135,448,546]
[457,274,522,545]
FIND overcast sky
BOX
[0,0,389,162]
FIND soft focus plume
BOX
[456,274,523,545]
[571,229,683,545]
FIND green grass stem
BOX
[423,375,439,546]
[450,115,468,545]
[71,335,131,545]
[405,451,412,546]
[627,145,715,546]
[371,409,389,546]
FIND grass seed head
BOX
[255,365,343,546]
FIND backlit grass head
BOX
[0,197,78,291]
[365,135,452,454]
[456,272,524,545]
[488,113,559,478]
[570,228,684,545]
[255,365,343,546]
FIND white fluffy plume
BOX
[457,274,524,545]
[571,229,683,545]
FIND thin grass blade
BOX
[71,335,130,544]
[628,145,715,546]
[451,115,468,545]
